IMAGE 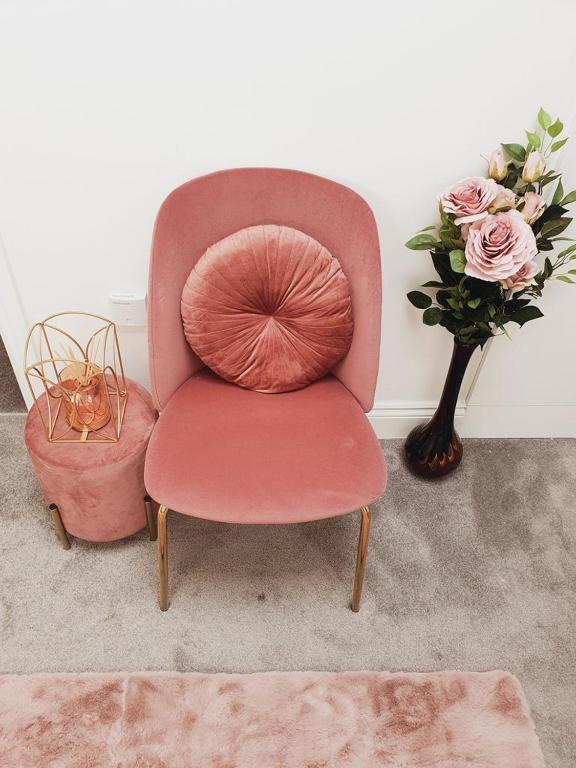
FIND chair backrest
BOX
[148,168,382,412]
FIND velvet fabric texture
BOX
[144,370,386,523]
[181,224,354,394]
[148,168,381,412]
[24,380,157,542]
[0,670,545,767]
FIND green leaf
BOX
[446,297,460,311]
[501,143,526,163]
[551,137,569,152]
[405,233,438,250]
[552,179,564,205]
[418,225,436,232]
[509,306,544,326]
[538,203,568,223]
[540,172,561,188]
[439,227,465,250]
[561,190,576,205]
[506,298,531,311]
[538,107,552,131]
[449,249,466,273]
[556,275,575,283]
[438,201,451,226]
[467,297,482,309]
[432,252,459,285]
[421,280,445,288]
[536,239,554,252]
[501,167,519,189]
[557,243,576,258]
[568,269,576,274]
[548,118,563,138]
[436,290,453,306]
[423,307,442,326]
[407,290,432,309]
[526,130,541,148]
[540,218,572,238]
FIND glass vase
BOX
[60,364,112,433]
[404,340,478,478]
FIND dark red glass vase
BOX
[404,340,478,479]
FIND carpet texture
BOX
[0,414,574,766]
[0,670,545,767]
[0,337,25,412]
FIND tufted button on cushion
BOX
[181,224,354,393]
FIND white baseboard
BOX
[368,400,466,439]
[458,404,576,438]
[368,400,576,439]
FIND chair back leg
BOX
[144,496,157,541]
[351,506,371,612]
[158,505,169,610]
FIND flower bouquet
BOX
[404,108,575,477]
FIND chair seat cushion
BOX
[144,371,386,524]
[180,224,354,393]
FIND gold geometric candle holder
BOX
[24,312,128,443]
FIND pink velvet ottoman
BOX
[24,379,157,545]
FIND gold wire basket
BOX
[24,312,128,443]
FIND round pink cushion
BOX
[181,224,354,393]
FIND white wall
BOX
[1,0,575,435]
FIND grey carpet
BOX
[0,336,25,413]
[0,414,574,768]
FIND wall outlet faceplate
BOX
[108,292,147,326]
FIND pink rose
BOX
[488,149,508,181]
[440,176,498,225]
[522,151,545,183]
[464,210,538,282]
[489,185,517,214]
[500,260,539,293]
[521,191,546,224]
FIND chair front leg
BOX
[158,504,169,611]
[351,505,371,612]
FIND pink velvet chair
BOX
[144,168,386,611]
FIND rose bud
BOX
[500,260,539,294]
[489,185,517,214]
[488,149,508,181]
[521,191,546,225]
[522,151,545,183]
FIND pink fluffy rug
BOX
[0,670,544,767]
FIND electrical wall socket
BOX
[108,292,147,326]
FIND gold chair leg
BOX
[351,505,371,612]
[144,496,157,541]
[158,504,169,611]
[48,504,71,550]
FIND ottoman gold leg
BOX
[144,496,157,541]
[158,505,169,611]
[48,504,71,550]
